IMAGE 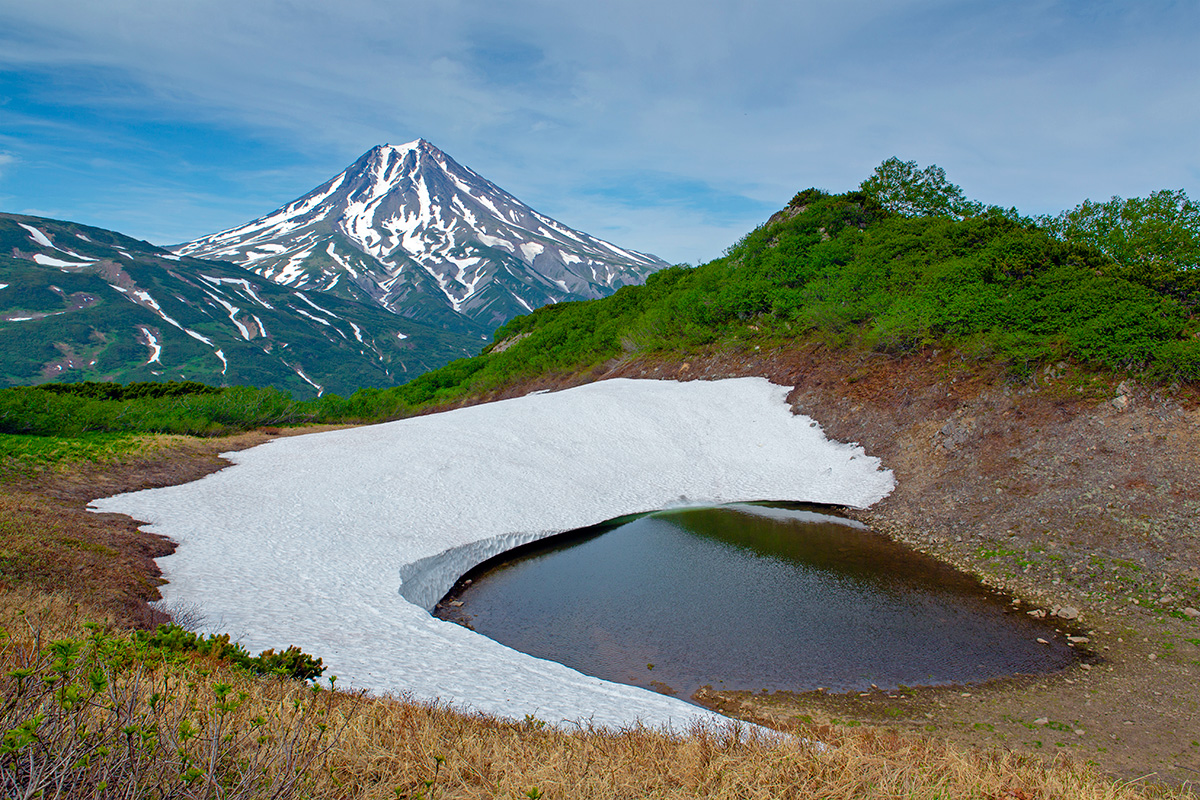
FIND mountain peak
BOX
[374,139,428,157]
[176,142,667,331]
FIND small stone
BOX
[1067,636,1090,644]
[960,692,971,697]
[1183,607,1200,618]
[1037,637,1050,645]
[1034,717,1049,725]
[1112,394,1130,411]
[1056,606,1080,620]
[1027,609,1047,618]
[1148,653,1158,660]
[449,600,464,607]
[1074,728,1085,736]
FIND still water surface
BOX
[436,504,1076,700]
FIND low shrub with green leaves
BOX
[132,623,324,680]
[0,618,338,799]
[0,382,312,437]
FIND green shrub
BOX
[133,623,324,680]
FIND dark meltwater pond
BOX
[435,504,1079,700]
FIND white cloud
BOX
[0,153,15,179]
[0,0,1197,261]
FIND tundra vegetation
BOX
[1,160,1196,797]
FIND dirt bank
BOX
[546,346,1200,786]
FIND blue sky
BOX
[0,0,1197,265]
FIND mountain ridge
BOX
[0,212,482,397]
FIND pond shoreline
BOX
[576,348,1200,785]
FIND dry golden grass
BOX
[0,591,1189,800]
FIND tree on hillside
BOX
[1042,189,1200,301]
[859,157,984,220]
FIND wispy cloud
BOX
[0,0,1197,263]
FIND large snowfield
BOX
[92,378,894,730]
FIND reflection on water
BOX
[435,504,1077,699]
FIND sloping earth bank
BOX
[463,344,1200,785]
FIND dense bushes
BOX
[0,613,336,799]
[0,383,312,437]
[133,623,324,680]
[32,380,222,401]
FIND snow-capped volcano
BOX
[176,140,668,331]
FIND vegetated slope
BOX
[175,139,668,332]
[0,213,483,398]
[6,185,1197,432]
[325,187,1199,414]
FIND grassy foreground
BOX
[0,436,1191,799]
[2,592,1186,800]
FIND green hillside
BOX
[0,213,485,398]
[342,166,1200,414]
[4,161,1197,437]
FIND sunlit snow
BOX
[292,307,331,326]
[93,379,892,730]
[32,254,91,268]
[18,222,54,248]
[185,329,214,347]
[138,326,163,365]
[519,242,545,263]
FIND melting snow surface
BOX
[139,326,163,364]
[33,254,91,268]
[91,379,893,730]
[18,222,54,247]
[185,329,214,347]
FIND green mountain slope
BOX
[0,213,487,398]
[336,186,1200,413]
[4,173,1197,437]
